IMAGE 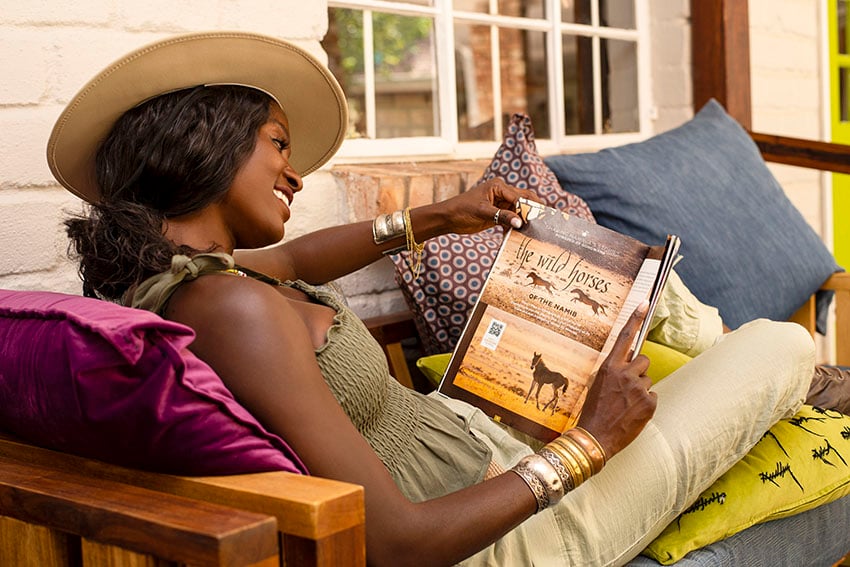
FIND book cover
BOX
[437,198,679,442]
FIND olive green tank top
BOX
[129,253,492,501]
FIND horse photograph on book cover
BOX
[450,305,594,435]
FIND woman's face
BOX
[222,103,303,249]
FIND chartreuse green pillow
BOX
[416,339,691,388]
[643,405,850,564]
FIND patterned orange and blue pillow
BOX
[390,113,594,355]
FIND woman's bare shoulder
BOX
[164,271,295,334]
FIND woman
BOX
[53,32,815,565]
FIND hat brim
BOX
[47,31,348,203]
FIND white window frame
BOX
[327,0,652,163]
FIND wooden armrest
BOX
[0,455,277,567]
[789,273,850,366]
[823,273,850,366]
[0,434,365,567]
[749,132,850,174]
[820,272,850,292]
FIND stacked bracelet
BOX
[372,210,406,244]
[511,454,564,513]
[510,427,607,513]
[564,427,607,473]
[371,208,426,278]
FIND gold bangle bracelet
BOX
[565,427,607,474]
[403,207,424,279]
[544,440,586,487]
[561,436,594,480]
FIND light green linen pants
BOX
[438,318,814,566]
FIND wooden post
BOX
[690,0,752,128]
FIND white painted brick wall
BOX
[749,0,825,235]
[0,1,831,322]
[0,0,346,299]
[649,0,692,133]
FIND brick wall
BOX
[749,0,826,231]
[0,1,830,323]
[0,1,343,296]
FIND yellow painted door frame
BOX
[829,0,850,269]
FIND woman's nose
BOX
[284,164,303,193]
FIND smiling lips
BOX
[273,187,292,205]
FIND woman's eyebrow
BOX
[270,119,290,135]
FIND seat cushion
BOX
[0,289,306,475]
[544,99,841,332]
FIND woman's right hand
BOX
[577,303,658,459]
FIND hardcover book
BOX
[437,198,680,442]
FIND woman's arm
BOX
[234,178,536,284]
[166,274,656,566]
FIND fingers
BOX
[484,179,535,229]
[493,206,523,229]
[608,302,649,361]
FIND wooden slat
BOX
[789,295,817,336]
[0,436,365,567]
[821,273,850,366]
[0,456,278,567]
[750,132,850,175]
[82,539,173,567]
[0,516,72,567]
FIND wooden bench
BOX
[0,434,365,567]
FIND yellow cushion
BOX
[643,405,850,564]
[416,340,692,388]
[416,353,452,387]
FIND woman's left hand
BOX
[439,178,541,234]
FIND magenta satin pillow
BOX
[0,289,307,475]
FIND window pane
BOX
[839,0,848,55]
[562,34,594,134]
[509,29,550,138]
[605,38,639,133]
[396,0,433,5]
[324,8,367,139]
[454,0,490,13]
[841,66,850,122]
[374,13,438,137]
[324,9,438,139]
[602,0,636,29]
[562,0,592,24]
[455,22,494,140]
[498,0,545,17]
[455,23,550,141]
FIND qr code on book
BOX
[481,318,506,351]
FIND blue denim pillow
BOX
[544,99,841,331]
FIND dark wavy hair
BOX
[65,85,272,300]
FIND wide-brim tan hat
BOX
[47,31,348,203]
